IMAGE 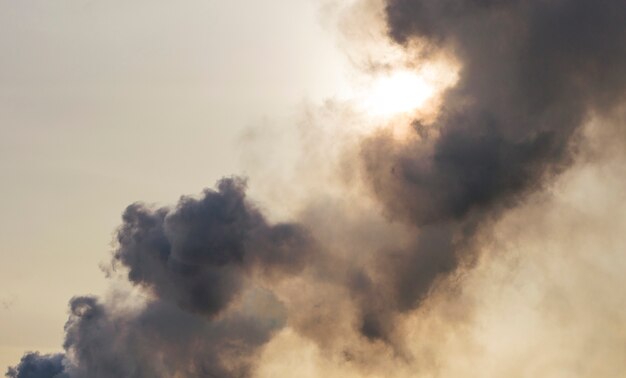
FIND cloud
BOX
[353,0,626,340]
[7,178,314,377]
[5,353,67,378]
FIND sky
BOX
[2,1,626,377]
[0,0,348,369]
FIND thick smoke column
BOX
[354,0,626,339]
[7,1,626,376]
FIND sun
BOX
[360,70,436,118]
[338,59,458,139]
[352,61,458,124]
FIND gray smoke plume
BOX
[113,177,313,317]
[353,0,626,340]
[7,178,313,377]
[7,0,626,376]
[6,353,66,378]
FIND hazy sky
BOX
[0,0,348,368]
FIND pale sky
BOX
[0,0,348,368]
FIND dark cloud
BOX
[355,0,626,339]
[8,178,314,378]
[5,353,67,378]
[113,177,314,316]
[59,292,285,378]
[378,0,626,224]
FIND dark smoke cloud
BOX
[7,178,313,377]
[355,0,626,339]
[58,291,285,377]
[379,0,626,224]
[114,177,313,316]
[6,353,66,378]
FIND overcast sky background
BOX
[0,0,350,368]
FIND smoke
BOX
[7,178,314,377]
[6,353,66,378]
[354,0,626,340]
[7,0,626,377]
[113,177,313,317]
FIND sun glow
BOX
[350,60,459,125]
[331,47,459,140]
[361,70,436,117]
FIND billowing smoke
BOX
[6,354,66,378]
[8,178,313,377]
[113,177,313,317]
[7,0,626,377]
[355,0,626,340]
